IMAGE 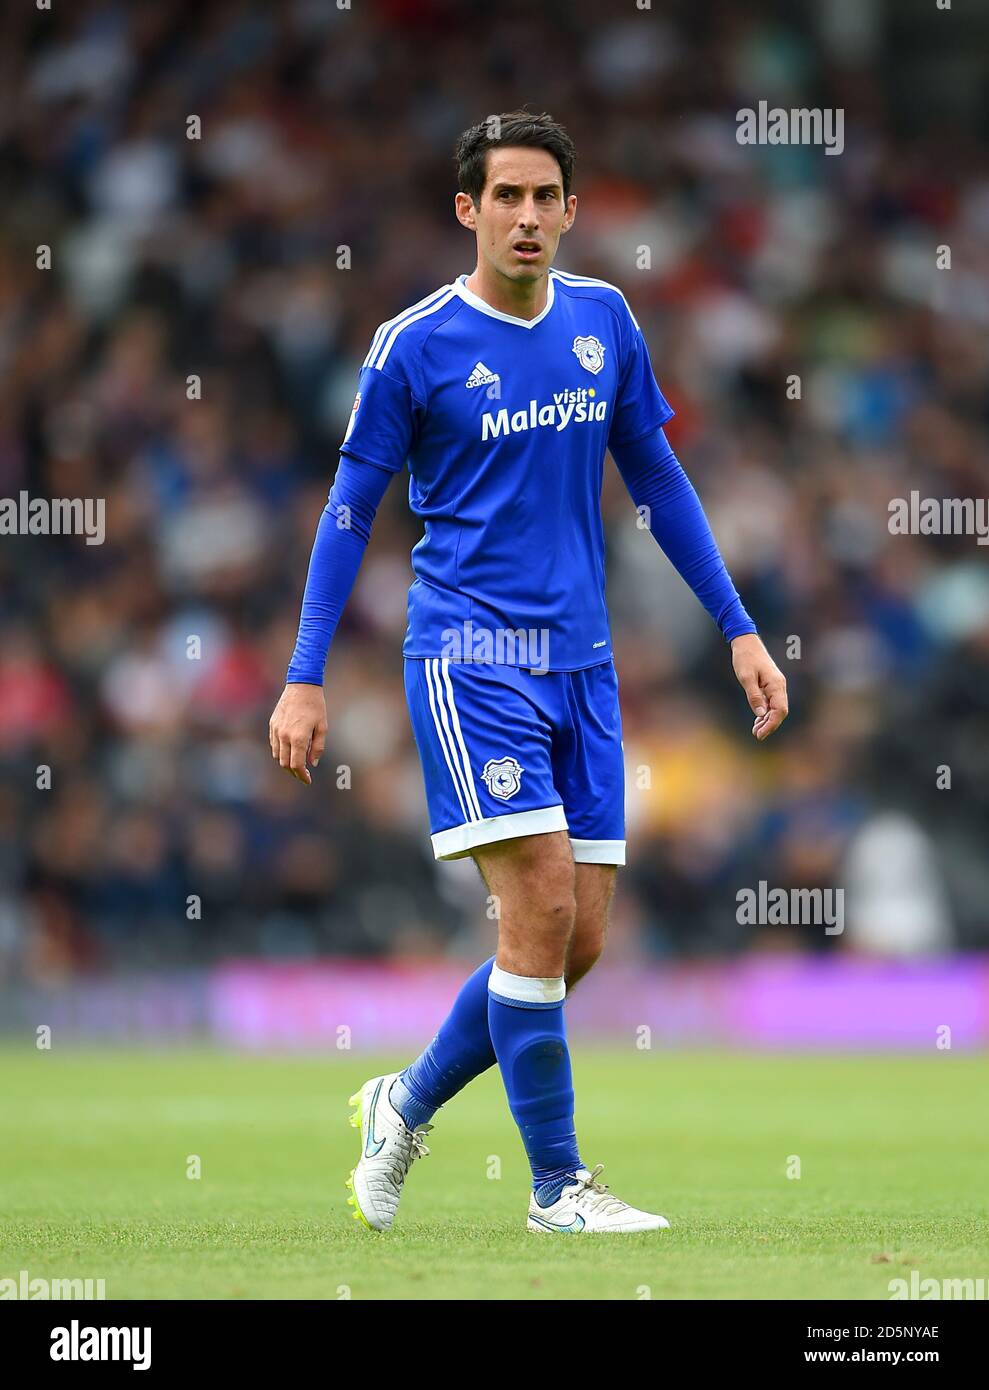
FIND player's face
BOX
[458,146,576,283]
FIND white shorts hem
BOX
[432,805,568,860]
[570,837,626,866]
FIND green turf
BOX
[1,1046,987,1299]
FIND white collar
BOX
[454,272,556,328]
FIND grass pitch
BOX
[2,1046,987,1300]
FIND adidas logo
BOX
[465,361,500,389]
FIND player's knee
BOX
[505,838,576,933]
[525,886,576,948]
[530,865,577,934]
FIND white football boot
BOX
[527,1164,670,1233]
[346,1072,432,1231]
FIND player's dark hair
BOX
[455,111,576,203]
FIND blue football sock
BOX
[389,956,497,1130]
[487,963,582,1202]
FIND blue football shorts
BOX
[404,657,626,864]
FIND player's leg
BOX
[516,660,668,1232]
[474,827,582,1207]
[347,659,568,1230]
[478,829,666,1230]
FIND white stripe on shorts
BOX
[423,657,469,823]
[424,658,481,823]
[437,657,481,820]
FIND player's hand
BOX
[730,634,788,741]
[268,683,327,785]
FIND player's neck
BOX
[465,264,548,322]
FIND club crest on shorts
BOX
[481,756,524,801]
[572,335,606,375]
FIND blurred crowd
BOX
[1,0,988,983]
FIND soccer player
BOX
[269,112,788,1234]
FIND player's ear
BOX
[561,194,577,234]
[455,191,477,231]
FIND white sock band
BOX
[488,963,566,1006]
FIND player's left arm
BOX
[607,296,789,737]
[610,425,788,740]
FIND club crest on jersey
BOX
[572,335,606,375]
[481,756,524,801]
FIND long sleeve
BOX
[285,455,394,685]
[610,427,757,641]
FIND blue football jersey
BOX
[340,268,675,671]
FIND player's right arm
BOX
[269,345,422,784]
[268,455,392,783]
